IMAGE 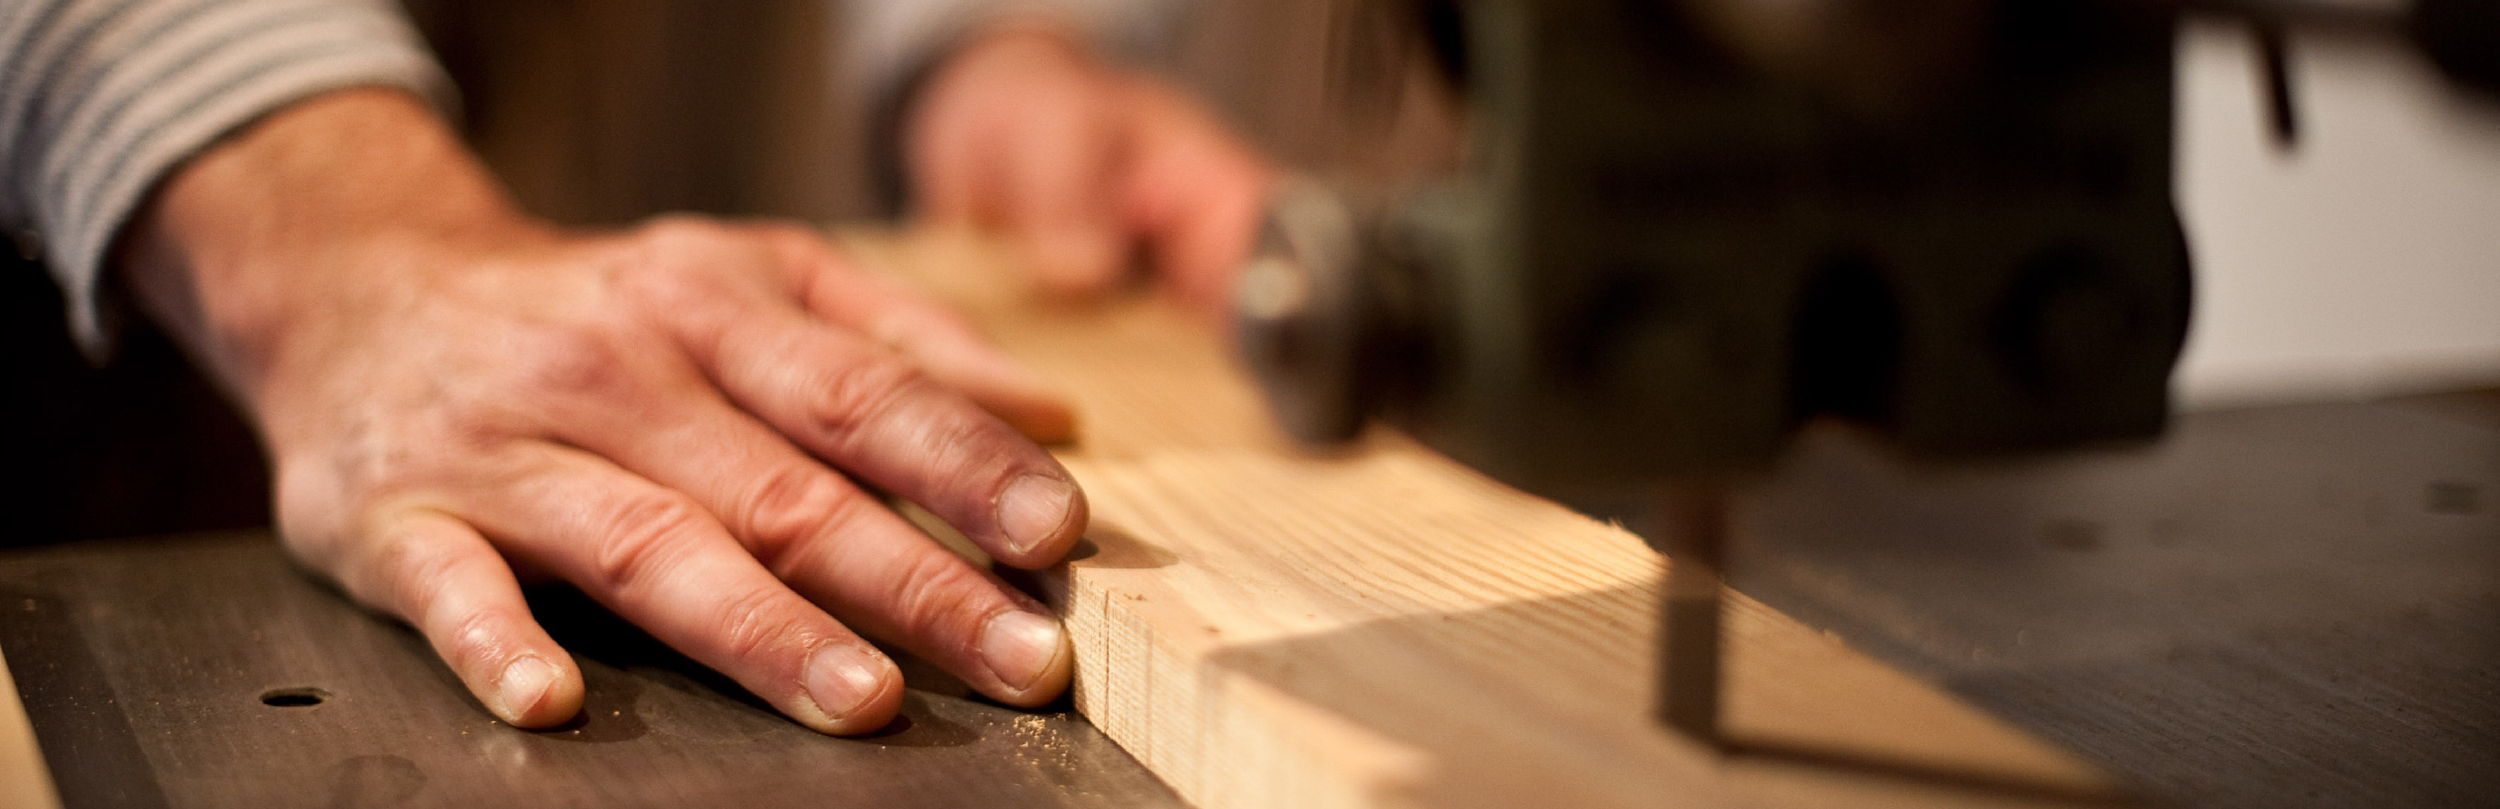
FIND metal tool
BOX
[1231,0,2500,752]
[1238,0,2192,749]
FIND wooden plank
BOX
[841,229,2137,809]
[0,641,64,809]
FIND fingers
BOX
[1120,83,1274,318]
[610,223,1077,703]
[864,305,1077,444]
[670,297,1088,569]
[458,446,906,735]
[1000,120,1129,296]
[776,528,1074,707]
[336,507,584,727]
[564,395,1072,704]
[906,28,1273,310]
[909,25,1132,295]
[774,239,1074,443]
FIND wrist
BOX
[116,88,549,403]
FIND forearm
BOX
[116,88,548,411]
[1,0,449,355]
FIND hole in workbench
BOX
[2427,481,2483,515]
[260,687,331,708]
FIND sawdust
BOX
[1005,714,1078,769]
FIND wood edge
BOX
[845,224,2133,806]
[1069,569,1436,809]
[0,643,64,809]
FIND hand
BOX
[905,23,1273,315]
[116,89,1086,734]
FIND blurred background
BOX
[0,0,1452,541]
[5,0,2495,537]
[395,0,2500,412]
[401,0,869,225]
[395,0,1463,226]
[0,5,2492,807]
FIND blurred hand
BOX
[905,23,1273,315]
[118,89,1085,734]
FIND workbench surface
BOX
[0,531,1183,808]
[3,231,2492,809]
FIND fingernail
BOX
[804,644,887,722]
[980,610,1067,692]
[996,474,1078,557]
[495,656,558,721]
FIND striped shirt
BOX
[1,0,449,354]
[839,0,1190,97]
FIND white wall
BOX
[2173,17,2500,409]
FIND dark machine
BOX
[1231,0,2499,749]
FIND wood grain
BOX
[841,229,2136,809]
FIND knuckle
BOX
[587,494,709,594]
[512,326,628,398]
[442,605,509,674]
[881,551,992,644]
[325,515,443,616]
[713,582,802,664]
[911,409,991,479]
[733,465,854,561]
[615,245,731,312]
[619,264,713,315]
[322,526,415,613]
[343,520,512,677]
[430,398,519,452]
[377,533,455,618]
[613,218,768,325]
[633,217,750,272]
[808,357,929,445]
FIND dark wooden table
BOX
[0,532,1182,809]
[5,391,2494,809]
[1722,393,2500,809]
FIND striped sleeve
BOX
[0,0,452,355]
[838,0,1194,100]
